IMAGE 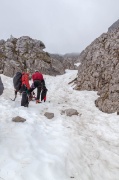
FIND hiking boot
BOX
[36,100,40,104]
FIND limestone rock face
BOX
[0,36,81,77]
[0,36,66,77]
[108,19,119,32]
[75,28,119,113]
[50,53,80,74]
[51,58,65,75]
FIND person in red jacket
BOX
[29,70,46,103]
[21,72,30,90]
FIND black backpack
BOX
[13,72,22,91]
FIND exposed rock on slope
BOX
[0,36,65,77]
[108,19,119,32]
[75,28,119,113]
[50,53,80,70]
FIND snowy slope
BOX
[0,70,119,180]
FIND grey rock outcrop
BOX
[51,58,65,75]
[75,27,119,113]
[108,19,119,32]
[3,60,22,77]
[12,116,26,122]
[44,112,54,119]
[0,36,66,77]
[64,109,79,116]
[0,35,81,77]
[50,53,80,70]
[63,53,80,70]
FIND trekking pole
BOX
[10,90,17,101]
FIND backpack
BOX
[13,72,22,91]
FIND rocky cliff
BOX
[108,19,119,32]
[75,27,119,113]
[50,53,80,70]
[0,36,65,77]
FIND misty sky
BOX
[0,0,119,54]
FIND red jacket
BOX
[22,73,30,89]
[32,72,43,82]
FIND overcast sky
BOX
[0,0,119,54]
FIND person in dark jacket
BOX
[29,70,46,103]
[0,76,4,95]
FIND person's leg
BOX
[34,80,42,103]
[28,87,35,93]
[41,87,47,102]
[28,86,35,101]
[21,91,29,107]
[28,88,35,101]
[36,86,41,103]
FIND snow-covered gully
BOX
[0,70,119,180]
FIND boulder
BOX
[64,109,79,116]
[12,116,26,122]
[44,112,54,119]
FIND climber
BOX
[29,70,47,103]
[13,69,30,107]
